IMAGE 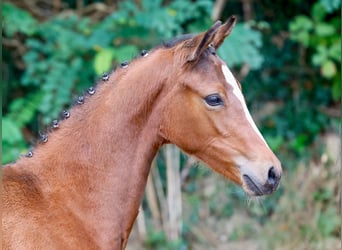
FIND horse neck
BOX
[22,51,169,247]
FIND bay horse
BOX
[2,16,282,249]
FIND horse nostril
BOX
[267,166,278,187]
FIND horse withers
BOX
[2,16,281,249]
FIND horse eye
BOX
[204,94,224,107]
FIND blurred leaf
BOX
[142,0,163,10]
[218,24,264,69]
[113,45,139,63]
[2,117,24,144]
[2,116,28,164]
[321,60,336,78]
[8,93,42,127]
[265,135,284,151]
[290,16,314,31]
[315,22,335,37]
[332,75,341,100]
[289,16,313,47]
[94,48,115,75]
[313,188,333,202]
[289,134,309,153]
[328,40,342,61]
[2,2,38,36]
[317,207,340,237]
[320,0,341,13]
[312,45,328,66]
[312,3,327,21]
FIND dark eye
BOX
[204,94,224,107]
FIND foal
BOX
[2,16,282,249]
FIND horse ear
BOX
[185,20,222,62]
[212,16,237,49]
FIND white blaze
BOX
[221,64,269,148]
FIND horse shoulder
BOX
[2,165,44,206]
[2,165,49,248]
[2,164,101,249]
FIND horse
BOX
[2,16,282,249]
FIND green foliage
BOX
[316,207,340,237]
[2,117,26,163]
[144,229,187,250]
[241,0,340,158]
[320,0,341,12]
[289,0,341,100]
[219,23,263,69]
[2,91,43,163]
[2,3,38,36]
[20,15,96,124]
